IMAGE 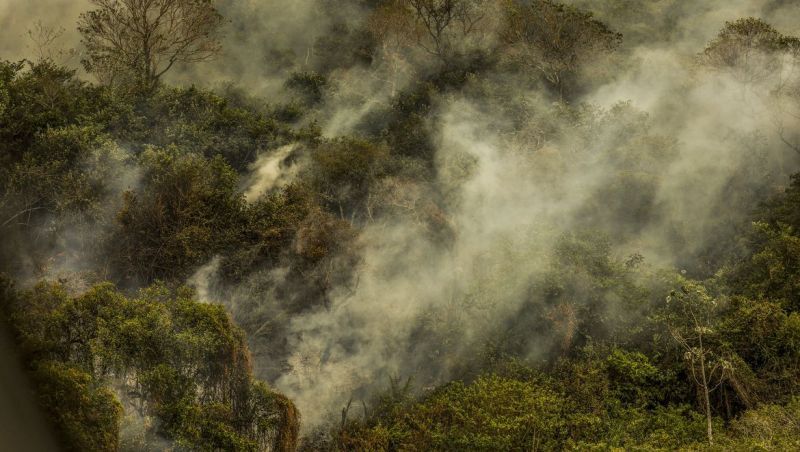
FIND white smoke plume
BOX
[244,144,299,202]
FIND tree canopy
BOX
[3,1,800,450]
[78,0,224,91]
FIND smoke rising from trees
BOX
[4,0,800,449]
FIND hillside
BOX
[2,1,800,450]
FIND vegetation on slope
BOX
[2,0,800,450]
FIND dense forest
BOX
[2,0,800,450]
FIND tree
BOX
[0,60,126,276]
[500,0,621,100]
[407,0,491,59]
[366,1,417,96]
[370,0,497,64]
[116,85,293,171]
[31,361,123,452]
[78,0,224,91]
[1,279,299,451]
[111,148,247,285]
[662,282,733,445]
[701,18,800,154]
[335,375,566,450]
[725,398,800,449]
[310,137,389,222]
[727,173,800,310]
[701,18,800,85]
[27,21,78,65]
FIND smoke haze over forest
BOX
[3,0,800,450]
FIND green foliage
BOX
[337,375,567,451]
[222,184,317,283]
[382,82,437,162]
[114,86,297,171]
[409,376,565,450]
[31,360,122,452]
[0,60,118,160]
[759,173,800,230]
[0,61,129,275]
[727,174,800,309]
[286,71,329,106]
[111,148,248,284]
[1,279,298,451]
[567,404,711,451]
[4,4,800,451]
[701,17,800,83]
[605,348,668,407]
[311,137,390,219]
[720,398,800,450]
[504,231,651,358]
[335,369,717,451]
[313,21,375,74]
[716,174,800,399]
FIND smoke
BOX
[114,385,178,451]
[186,256,221,303]
[273,102,565,425]
[0,0,87,65]
[564,0,800,51]
[244,144,299,202]
[254,1,800,429]
[168,0,369,98]
[6,0,800,436]
[0,0,364,92]
[6,135,138,287]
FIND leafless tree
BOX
[27,21,78,64]
[402,0,495,61]
[78,0,224,91]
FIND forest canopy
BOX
[2,0,800,450]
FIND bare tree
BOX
[392,0,495,62]
[27,21,79,64]
[78,0,224,91]
[409,0,481,57]
[367,1,417,95]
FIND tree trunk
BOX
[703,382,713,444]
[699,346,714,444]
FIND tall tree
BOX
[701,17,800,85]
[662,282,733,445]
[702,18,800,155]
[78,0,224,91]
[369,0,497,64]
[407,0,489,59]
[500,0,621,100]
